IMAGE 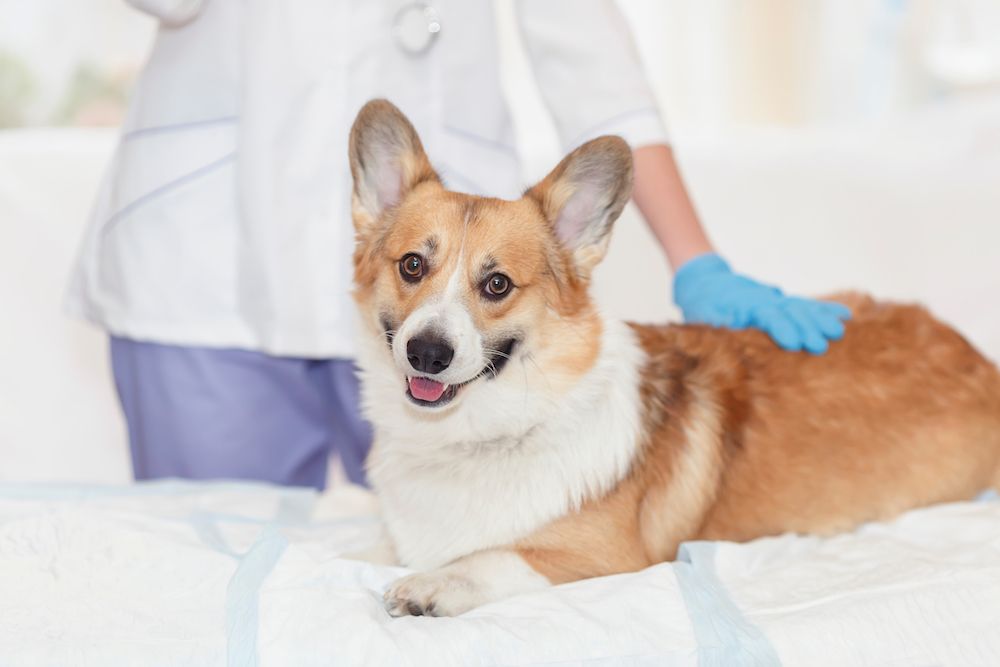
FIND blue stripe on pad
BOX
[225,525,289,667]
[675,542,781,667]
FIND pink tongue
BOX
[408,377,447,402]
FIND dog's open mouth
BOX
[404,338,518,408]
[406,377,458,407]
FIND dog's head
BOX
[349,99,632,417]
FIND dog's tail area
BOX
[992,408,1000,494]
[988,363,1000,494]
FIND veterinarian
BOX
[66,0,850,489]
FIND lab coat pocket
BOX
[101,119,238,231]
[95,122,241,324]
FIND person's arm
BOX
[631,145,713,269]
[515,0,850,353]
[632,144,851,354]
[513,0,669,153]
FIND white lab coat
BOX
[66,0,668,358]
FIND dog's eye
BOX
[483,273,512,300]
[399,254,424,282]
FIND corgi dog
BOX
[348,99,1000,617]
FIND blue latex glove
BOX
[673,253,851,354]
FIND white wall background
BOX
[0,129,128,482]
[1,0,999,484]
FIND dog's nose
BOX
[406,336,454,375]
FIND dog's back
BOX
[632,293,1000,547]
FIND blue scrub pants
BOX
[110,337,372,489]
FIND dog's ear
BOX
[349,99,440,235]
[525,136,633,276]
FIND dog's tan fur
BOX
[349,99,1000,593]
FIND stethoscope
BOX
[392,2,441,56]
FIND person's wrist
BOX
[676,252,729,276]
[674,252,732,317]
[673,252,730,303]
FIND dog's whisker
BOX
[521,351,554,394]
[482,347,512,361]
[367,329,398,346]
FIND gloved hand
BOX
[673,253,851,354]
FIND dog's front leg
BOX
[384,550,550,617]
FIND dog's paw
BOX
[383,570,484,617]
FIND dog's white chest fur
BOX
[361,320,645,570]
